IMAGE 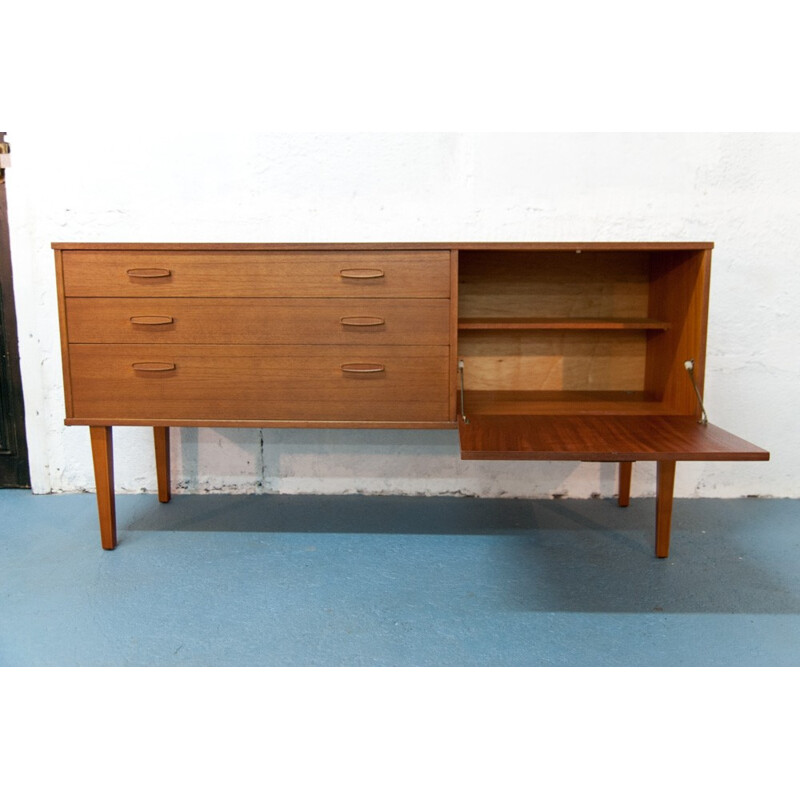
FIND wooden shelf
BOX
[458,317,670,331]
[459,414,771,462]
[461,390,672,416]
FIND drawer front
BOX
[61,250,451,298]
[67,344,450,422]
[65,298,450,345]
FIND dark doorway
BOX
[0,132,30,487]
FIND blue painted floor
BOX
[2,490,798,666]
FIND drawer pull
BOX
[339,268,385,280]
[126,268,172,279]
[132,362,176,372]
[129,315,174,326]
[340,316,386,327]
[340,363,385,374]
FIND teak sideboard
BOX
[52,242,769,555]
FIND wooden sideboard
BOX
[52,242,769,555]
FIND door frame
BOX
[0,132,31,488]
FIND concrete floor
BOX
[2,490,798,666]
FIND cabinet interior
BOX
[457,248,708,417]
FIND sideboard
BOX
[52,242,769,555]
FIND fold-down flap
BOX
[459,414,770,462]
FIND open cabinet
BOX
[456,243,769,556]
[53,241,768,555]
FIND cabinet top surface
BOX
[52,242,714,251]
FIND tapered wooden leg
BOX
[90,426,117,550]
[618,461,633,507]
[655,460,676,558]
[154,426,171,503]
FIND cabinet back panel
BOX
[459,331,646,391]
[458,251,651,319]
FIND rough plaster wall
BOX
[7,132,798,499]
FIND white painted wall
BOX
[6,132,798,498]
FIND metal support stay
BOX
[684,359,709,425]
[458,359,469,424]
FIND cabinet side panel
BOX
[53,249,74,419]
[449,249,459,421]
[645,250,711,414]
[695,249,712,398]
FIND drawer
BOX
[67,344,450,423]
[65,298,451,345]
[61,250,451,298]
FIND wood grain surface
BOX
[459,415,770,461]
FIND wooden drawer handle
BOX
[126,268,172,279]
[340,363,385,374]
[340,316,386,327]
[129,315,174,325]
[339,268,385,279]
[132,362,176,372]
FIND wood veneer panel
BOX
[462,390,670,416]
[68,344,450,423]
[53,248,74,418]
[459,330,647,392]
[645,249,711,414]
[53,242,715,252]
[459,415,770,461]
[61,250,451,298]
[67,418,458,429]
[448,249,459,423]
[458,317,669,330]
[66,298,450,345]
[458,251,651,320]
